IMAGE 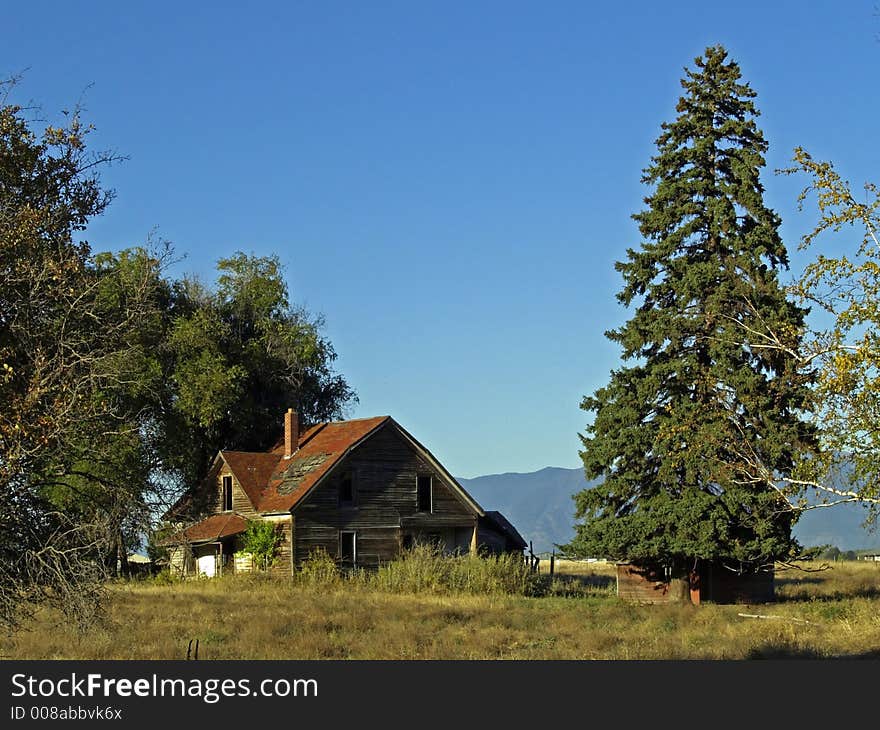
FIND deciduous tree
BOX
[735,148,880,518]
[0,83,166,627]
[155,251,357,500]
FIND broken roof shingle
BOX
[258,416,389,512]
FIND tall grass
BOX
[369,544,544,596]
[292,544,545,596]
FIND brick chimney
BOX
[284,408,298,459]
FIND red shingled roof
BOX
[258,416,389,512]
[169,513,250,544]
[173,415,480,521]
[214,417,390,513]
[220,451,282,507]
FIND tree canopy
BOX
[564,47,816,578]
[0,82,356,628]
[155,250,357,495]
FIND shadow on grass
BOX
[774,576,825,586]
[748,645,880,659]
[545,573,615,597]
[775,585,880,603]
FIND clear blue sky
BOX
[5,1,879,478]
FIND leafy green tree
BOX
[755,149,880,519]
[155,252,357,501]
[818,545,841,561]
[564,47,816,586]
[0,80,356,628]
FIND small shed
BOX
[616,562,774,605]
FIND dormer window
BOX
[222,475,233,511]
[338,470,355,507]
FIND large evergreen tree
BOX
[565,46,816,581]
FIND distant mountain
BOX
[459,467,880,554]
[457,467,595,554]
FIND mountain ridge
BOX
[458,466,880,555]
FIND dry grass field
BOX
[3,557,880,660]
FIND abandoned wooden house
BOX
[615,562,775,605]
[162,409,527,577]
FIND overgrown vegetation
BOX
[0,80,355,630]
[293,545,546,597]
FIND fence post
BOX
[550,550,555,576]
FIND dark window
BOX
[340,531,356,566]
[222,475,233,511]
[338,471,355,506]
[417,474,432,512]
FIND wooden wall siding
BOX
[294,524,339,564]
[181,465,258,519]
[234,552,254,573]
[168,546,194,577]
[403,528,460,554]
[293,421,477,566]
[351,527,400,567]
[616,563,773,605]
[258,515,293,577]
[696,564,775,605]
[616,564,683,605]
[217,515,293,576]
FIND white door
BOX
[198,553,216,577]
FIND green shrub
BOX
[140,569,181,587]
[241,521,282,571]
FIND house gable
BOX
[291,419,483,565]
[288,418,483,518]
[216,458,258,518]
[257,416,390,512]
[219,451,281,517]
